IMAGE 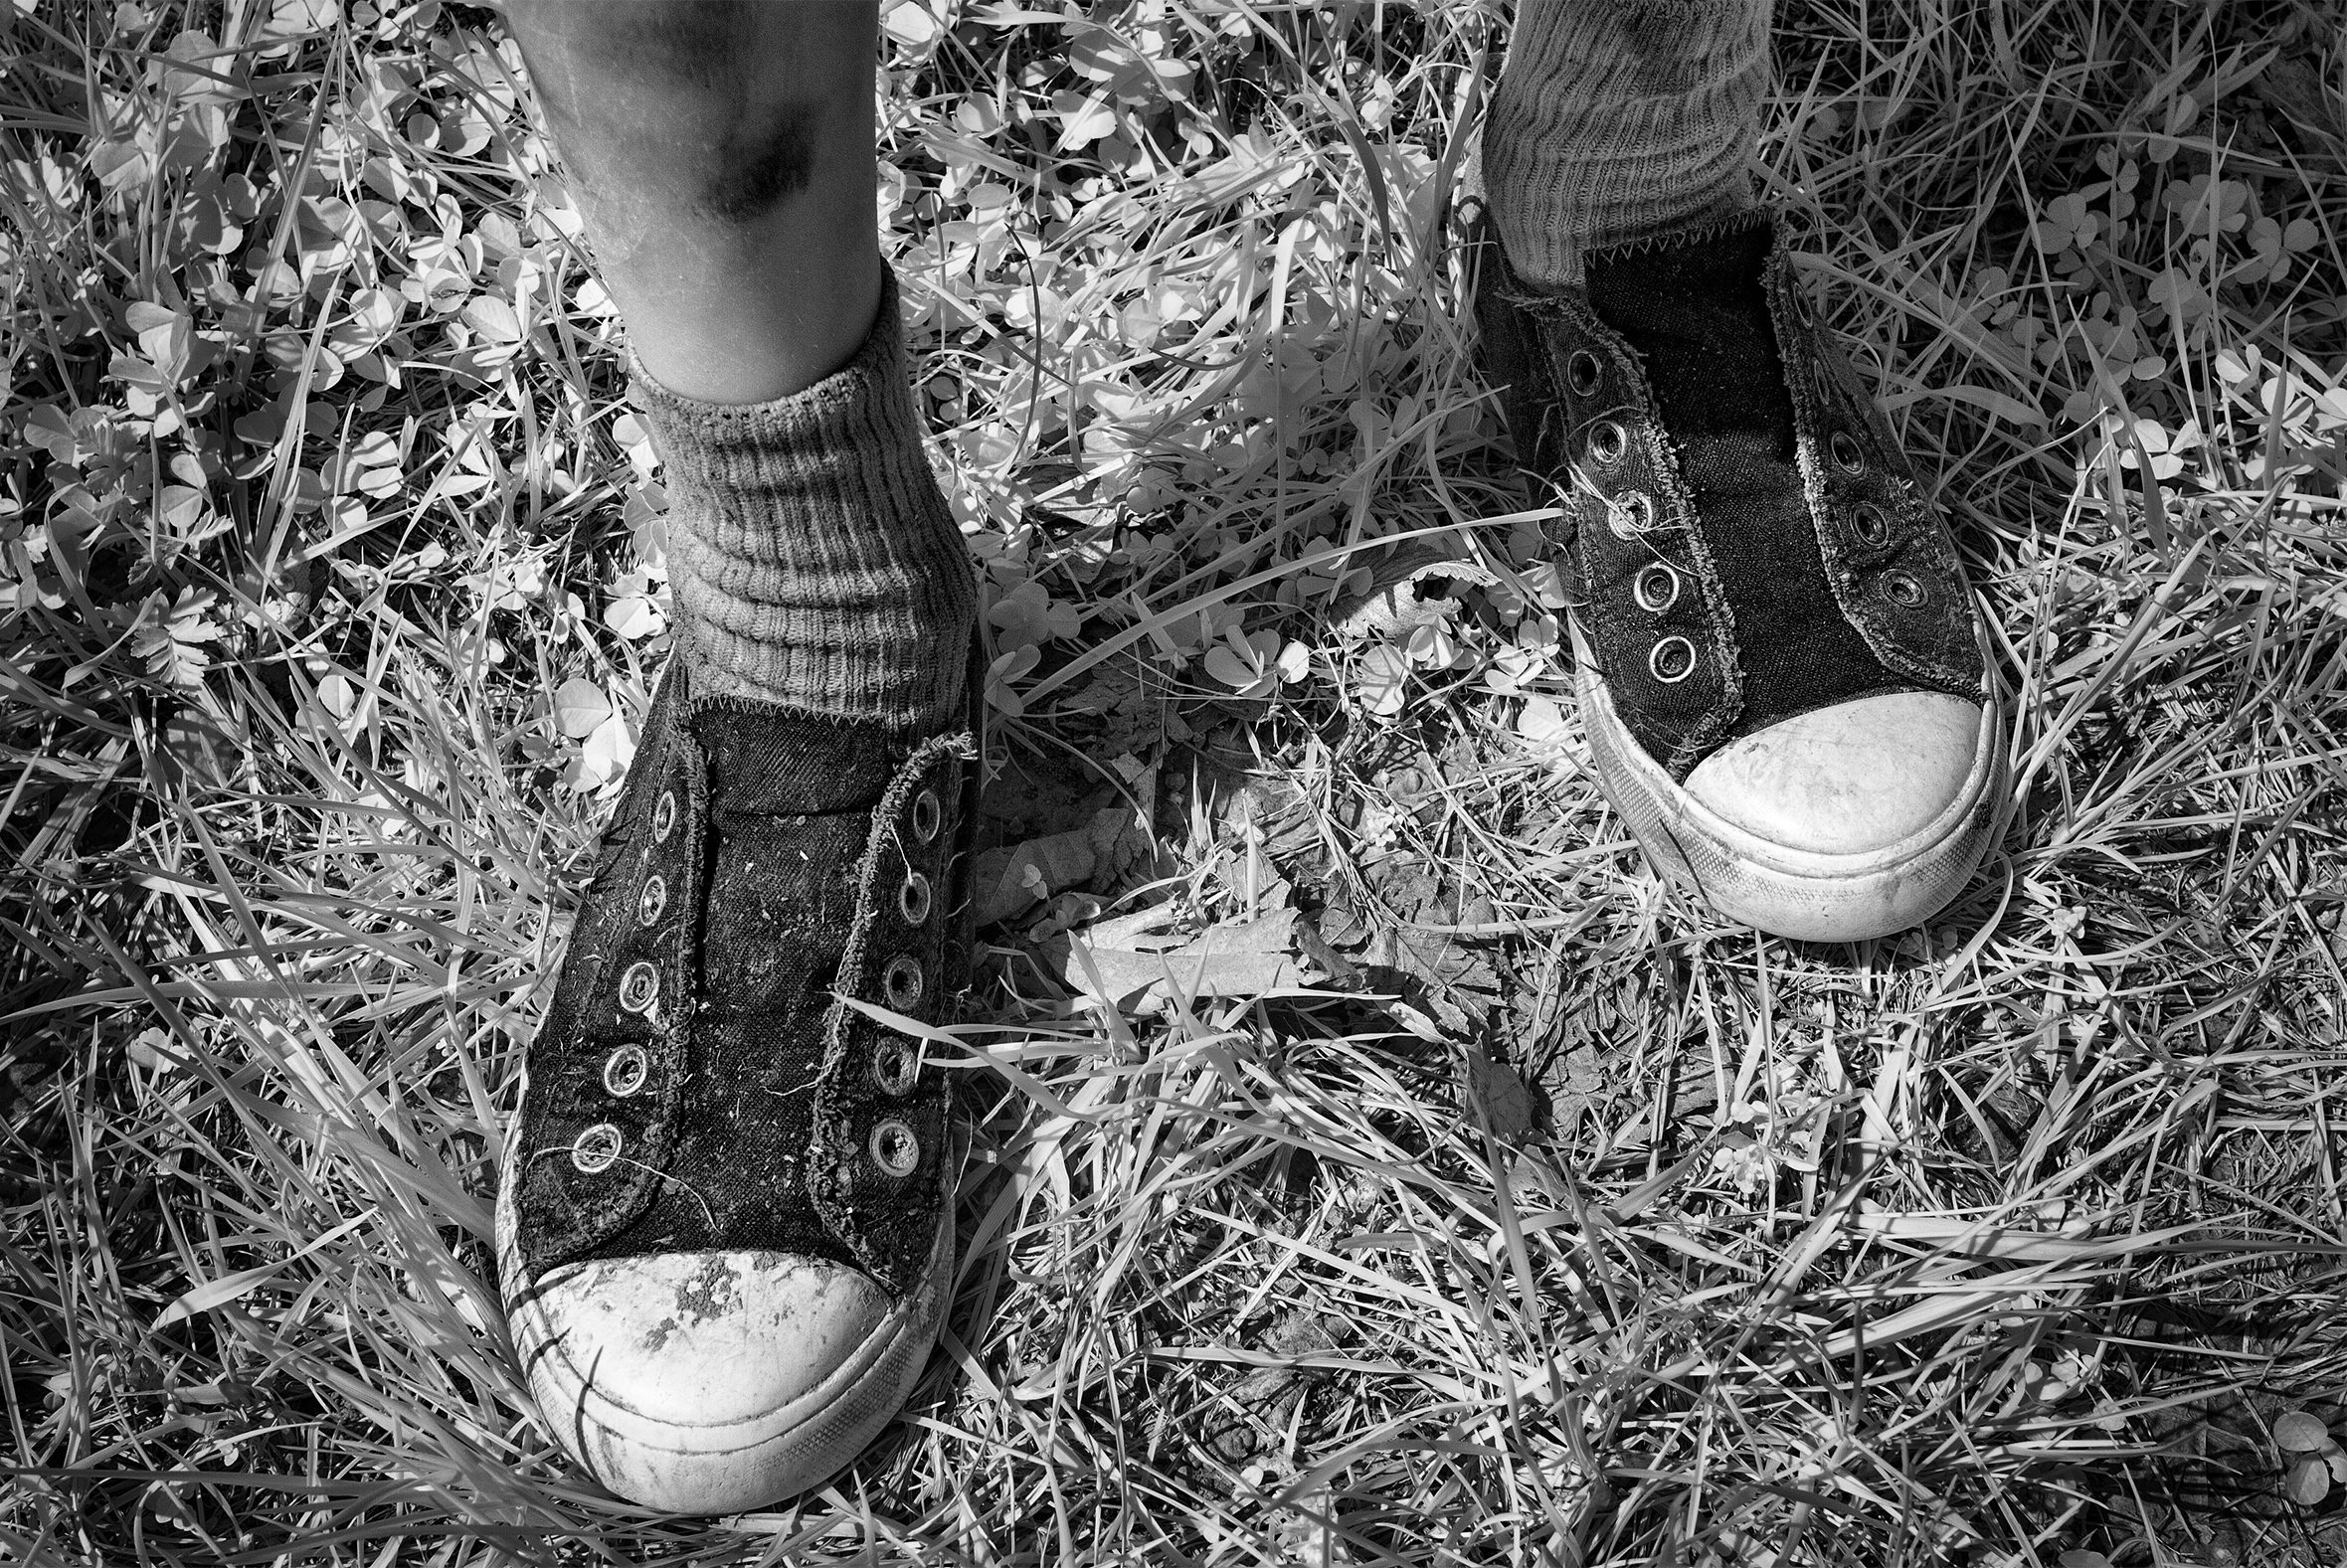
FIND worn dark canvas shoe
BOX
[1475,213,2006,941]
[496,662,979,1511]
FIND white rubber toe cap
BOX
[508,1241,945,1514]
[1572,618,2007,941]
[1683,690,1982,855]
[529,1249,890,1430]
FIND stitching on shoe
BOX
[511,656,985,1296]
[808,730,976,1299]
[1765,230,1985,699]
[513,665,703,1276]
[1519,263,1747,779]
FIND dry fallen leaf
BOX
[1462,1050,1541,1145]
[976,803,1148,927]
[1331,547,1498,641]
[1064,908,1318,1009]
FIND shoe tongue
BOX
[1585,219,1783,446]
[688,701,896,814]
[1586,216,1898,744]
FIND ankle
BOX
[634,269,976,737]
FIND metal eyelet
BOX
[1632,562,1681,614]
[618,960,658,1014]
[1606,490,1654,541]
[882,955,924,1011]
[1588,420,1628,468]
[869,1119,921,1178]
[1565,350,1602,398]
[911,788,943,844]
[571,1123,623,1174]
[1884,572,1926,609]
[1648,635,1698,684]
[873,1037,920,1097]
[602,1043,649,1098]
[1829,430,1865,473]
[1852,503,1892,547]
[1788,282,1814,324]
[898,872,932,926]
[636,874,666,927]
[650,789,677,844]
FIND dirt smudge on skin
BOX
[699,103,820,224]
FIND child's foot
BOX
[497,270,981,1509]
[1476,214,2005,941]
[497,662,979,1510]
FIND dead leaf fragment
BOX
[975,802,1147,926]
[1331,545,1498,641]
[1463,1049,1542,1145]
[1204,1309,1354,1462]
[1063,908,1318,1009]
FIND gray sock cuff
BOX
[630,270,922,501]
[1484,0,1773,287]
[631,268,976,737]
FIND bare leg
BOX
[498,0,970,733]
[491,15,978,1520]
[501,0,883,405]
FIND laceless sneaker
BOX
[497,663,979,1511]
[1476,213,2006,941]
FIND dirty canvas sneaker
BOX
[1475,212,2006,941]
[496,662,979,1512]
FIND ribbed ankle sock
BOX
[632,268,975,737]
[1484,0,1773,287]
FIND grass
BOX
[6,0,2347,1562]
